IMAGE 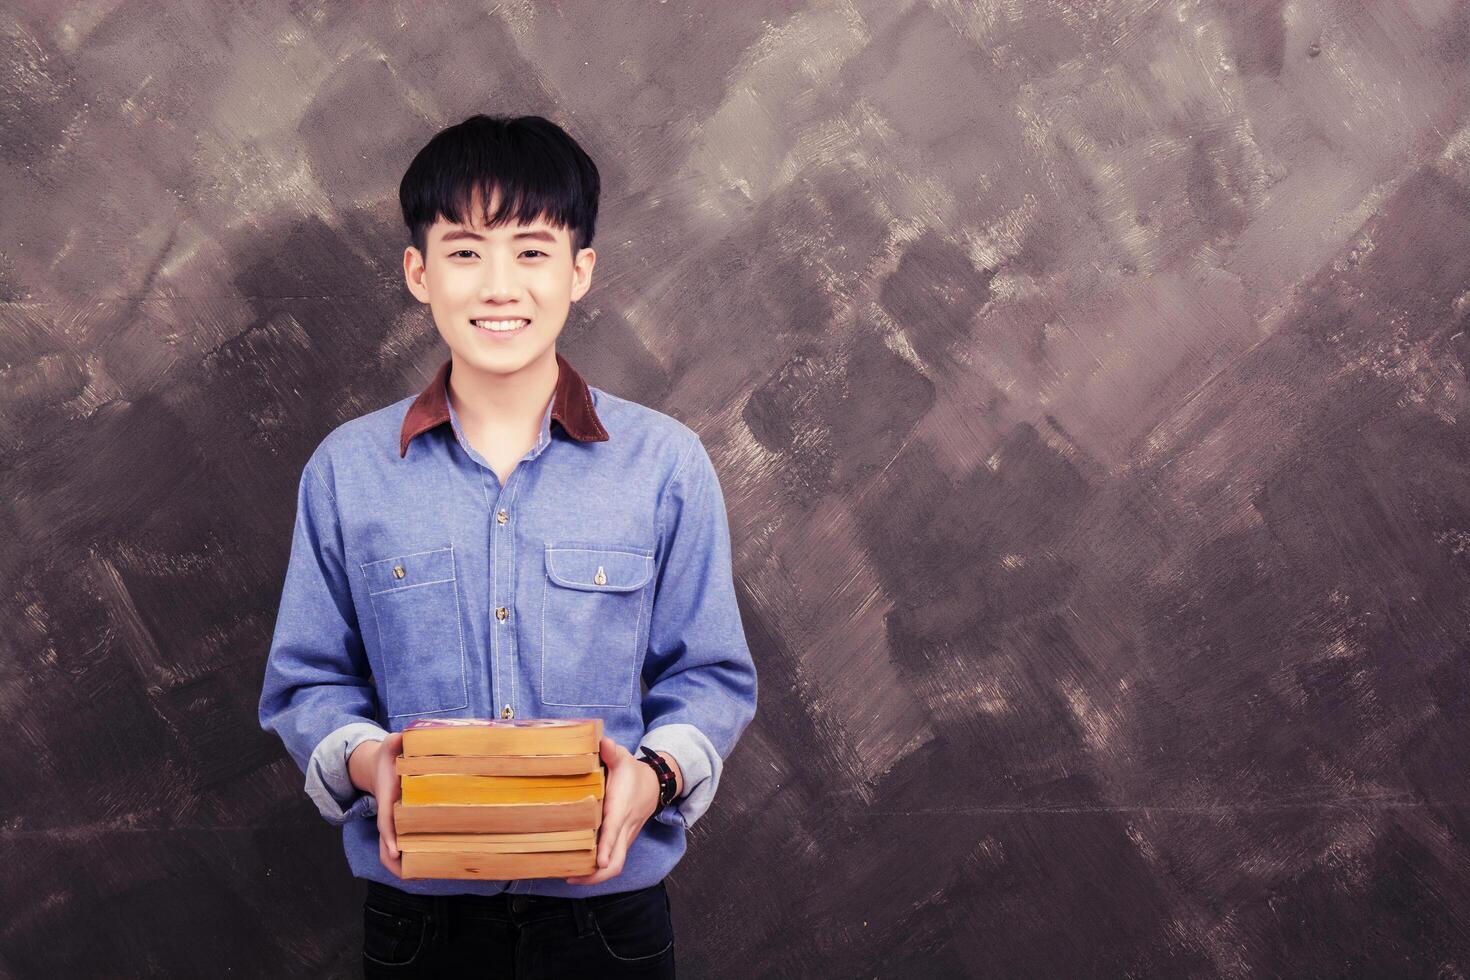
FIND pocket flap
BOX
[362,546,456,595]
[546,545,654,592]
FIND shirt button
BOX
[496,606,509,622]
[501,704,515,720]
[496,509,509,525]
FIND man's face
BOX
[403,191,595,379]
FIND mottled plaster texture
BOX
[3,1,1470,976]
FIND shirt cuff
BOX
[637,723,721,829]
[305,721,389,825]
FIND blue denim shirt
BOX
[257,352,758,897]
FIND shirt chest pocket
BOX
[540,543,655,708]
[361,546,469,718]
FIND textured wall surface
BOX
[4,1,1470,976]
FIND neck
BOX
[447,349,558,436]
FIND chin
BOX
[456,341,555,373]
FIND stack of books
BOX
[394,717,605,880]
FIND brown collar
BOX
[399,351,610,458]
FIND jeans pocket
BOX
[540,543,654,707]
[362,546,469,717]
[363,903,429,967]
[590,883,674,963]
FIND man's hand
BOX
[563,737,668,886]
[350,731,405,878]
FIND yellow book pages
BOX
[402,773,605,806]
[394,797,602,835]
[403,771,604,791]
[397,830,595,847]
[402,718,603,757]
[401,837,595,855]
[396,752,599,777]
[402,848,597,880]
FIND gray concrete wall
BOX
[3,1,1470,975]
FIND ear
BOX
[403,246,431,304]
[569,246,597,303]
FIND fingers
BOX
[597,819,619,868]
[379,828,403,878]
[563,747,648,884]
[376,793,399,860]
[376,800,399,861]
[565,814,634,885]
[610,820,633,870]
[565,829,607,885]
[378,732,405,873]
[385,772,400,856]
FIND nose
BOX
[478,253,522,302]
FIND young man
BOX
[257,113,758,977]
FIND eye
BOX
[521,249,547,259]
[451,249,478,259]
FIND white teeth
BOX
[472,319,529,332]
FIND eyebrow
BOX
[439,228,559,244]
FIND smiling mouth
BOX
[471,318,530,333]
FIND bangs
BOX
[399,114,600,257]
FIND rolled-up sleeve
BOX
[258,454,387,825]
[636,435,759,829]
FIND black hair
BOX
[398,113,600,260]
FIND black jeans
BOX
[361,878,675,978]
